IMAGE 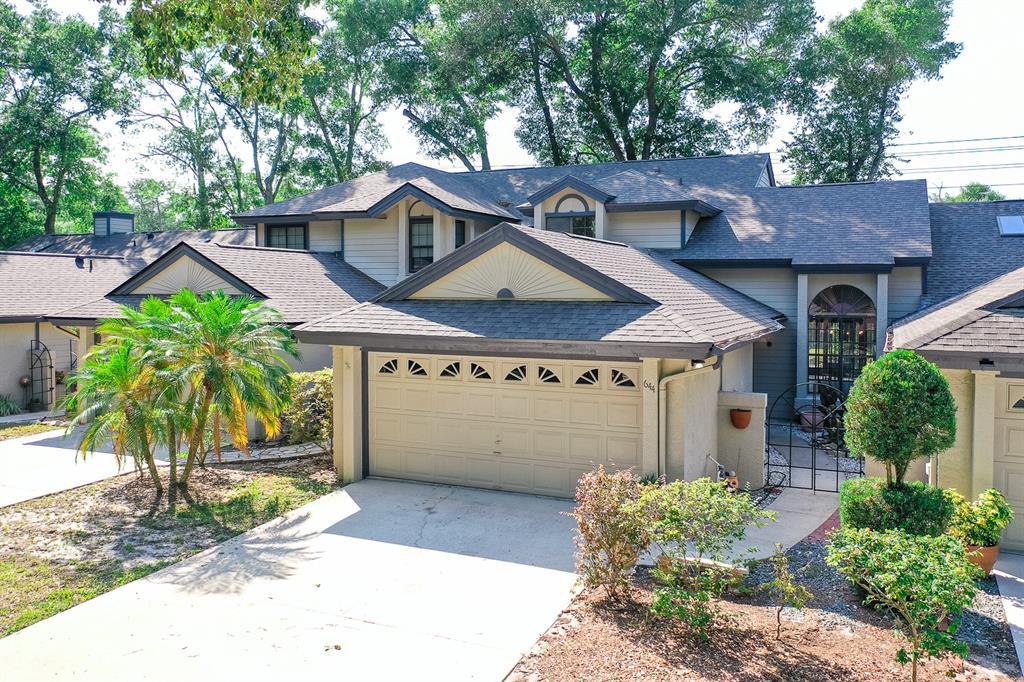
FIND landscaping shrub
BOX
[568,466,650,602]
[0,394,20,417]
[844,350,956,487]
[763,543,813,641]
[839,477,955,536]
[281,369,333,454]
[630,478,774,638]
[827,527,980,682]
[948,488,1015,548]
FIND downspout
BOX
[657,358,718,478]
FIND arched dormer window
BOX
[408,200,434,273]
[547,193,596,238]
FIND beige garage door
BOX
[995,378,1024,551]
[367,353,644,497]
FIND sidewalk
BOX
[993,552,1024,674]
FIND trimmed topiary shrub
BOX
[840,477,955,537]
[845,350,956,487]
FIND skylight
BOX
[997,215,1024,236]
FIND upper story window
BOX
[546,193,596,238]
[409,217,434,272]
[266,224,307,250]
[455,219,467,248]
[997,215,1024,236]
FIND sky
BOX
[21,0,1024,199]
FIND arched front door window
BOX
[808,285,876,394]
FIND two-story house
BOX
[4,153,1024,546]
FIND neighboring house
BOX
[4,153,1022,543]
[1,218,380,411]
[888,201,1024,550]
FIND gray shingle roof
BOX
[925,201,1024,305]
[660,180,932,267]
[887,264,1024,355]
[235,163,520,221]
[0,252,144,321]
[12,228,254,261]
[48,243,385,326]
[296,224,784,353]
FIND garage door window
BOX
[439,361,461,378]
[503,364,528,383]
[470,362,493,381]
[378,358,399,376]
[538,366,562,384]
[407,359,429,377]
[574,367,601,386]
[611,368,638,389]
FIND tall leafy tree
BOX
[784,0,961,184]
[0,3,138,234]
[0,179,42,249]
[374,0,514,171]
[299,0,390,185]
[453,0,817,163]
[132,56,222,228]
[118,0,319,106]
[938,182,1006,203]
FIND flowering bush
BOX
[948,488,1014,548]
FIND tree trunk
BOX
[180,387,213,486]
[43,204,58,235]
[166,418,177,510]
[213,410,222,463]
[529,41,563,166]
[196,167,211,230]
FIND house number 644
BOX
[643,379,656,392]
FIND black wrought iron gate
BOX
[765,382,864,492]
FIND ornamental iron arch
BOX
[765,381,864,492]
[807,284,876,396]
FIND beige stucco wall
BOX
[0,321,79,409]
[664,362,721,481]
[717,391,767,490]
[720,344,754,393]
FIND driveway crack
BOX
[412,487,456,548]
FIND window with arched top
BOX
[547,193,596,237]
[807,285,876,394]
[408,200,434,273]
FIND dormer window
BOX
[997,215,1024,236]
[266,224,307,250]
[547,193,596,238]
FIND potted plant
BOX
[948,488,1014,577]
[729,408,752,429]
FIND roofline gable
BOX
[109,242,266,298]
[526,175,616,207]
[335,182,515,222]
[374,223,656,305]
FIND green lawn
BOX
[0,422,61,442]
[0,457,339,637]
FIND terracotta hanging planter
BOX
[729,408,752,429]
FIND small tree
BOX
[568,466,650,602]
[763,544,813,640]
[845,350,956,487]
[827,528,980,682]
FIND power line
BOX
[897,144,1024,158]
[889,134,1024,148]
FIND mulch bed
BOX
[509,521,1021,682]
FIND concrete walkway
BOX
[0,479,579,682]
[733,488,839,559]
[994,552,1024,673]
[0,427,166,508]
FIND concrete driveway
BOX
[0,478,578,682]
[0,427,170,508]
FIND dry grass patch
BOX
[0,455,340,636]
[0,422,61,441]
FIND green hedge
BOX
[839,477,954,537]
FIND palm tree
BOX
[64,340,168,493]
[156,290,298,487]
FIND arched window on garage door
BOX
[808,285,876,395]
